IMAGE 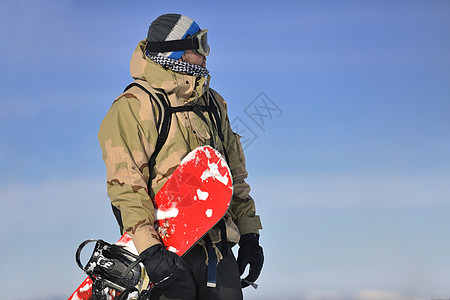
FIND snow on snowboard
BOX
[69,146,233,300]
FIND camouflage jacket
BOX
[98,40,262,254]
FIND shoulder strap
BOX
[208,92,229,163]
[207,92,224,141]
[123,82,172,174]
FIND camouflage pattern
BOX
[98,40,262,254]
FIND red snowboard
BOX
[69,146,233,300]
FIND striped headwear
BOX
[147,14,201,60]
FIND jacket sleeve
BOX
[213,91,263,236]
[98,94,161,254]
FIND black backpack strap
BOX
[207,93,224,141]
[208,92,229,164]
[111,82,171,233]
[168,105,213,113]
[168,103,222,150]
[123,82,173,186]
[123,83,171,168]
[151,92,172,172]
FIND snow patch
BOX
[197,189,209,200]
[155,208,179,220]
[79,282,92,293]
[205,148,211,159]
[168,246,178,253]
[220,159,226,168]
[70,292,82,300]
[205,209,213,217]
[116,236,138,254]
[201,162,229,185]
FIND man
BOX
[98,13,263,300]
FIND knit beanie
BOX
[147,14,201,60]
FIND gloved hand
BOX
[139,244,187,288]
[237,233,264,288]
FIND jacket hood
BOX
[130,40,208,102]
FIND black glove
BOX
[139,244,187,288]
[237,233,264,288]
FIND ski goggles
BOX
[190,29,210,56]
[146,29,210,56]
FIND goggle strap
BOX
[146,38,200,53]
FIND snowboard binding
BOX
[76,239,149,300]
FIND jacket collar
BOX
[130,40,207,103]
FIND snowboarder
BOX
[98,13,264,299]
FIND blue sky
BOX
[1,1,450,299]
